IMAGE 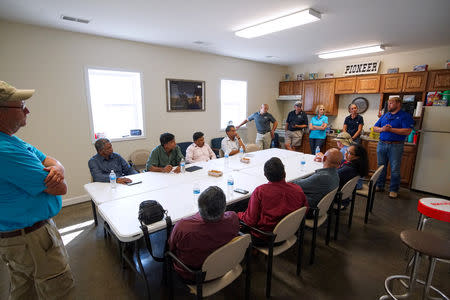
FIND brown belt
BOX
[0,219,48,239]
[380,140,403,144]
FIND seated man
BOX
[238,157,308,245]
[146,133,184,173]
[168,186,239,281]
[185,131,217,163]
[293,148,342,218]
[88,138,137,184]
[221,125,246,156]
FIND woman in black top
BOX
[338,144,368,207]
[343,104,364,143]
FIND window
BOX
[86,68,144,141]
[220,79,247,129]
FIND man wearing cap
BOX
[0,81,75,299]
[284,101,308,151]
[334,132,353,160]
[373,97,414,198]
[236,104,278,150]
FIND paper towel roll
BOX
[415,102,423,117]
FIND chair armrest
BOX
[165,251,198,274]
[239,220,274,238]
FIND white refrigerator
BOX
[412,106,450,197]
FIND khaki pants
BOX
[0,219,75,300]
[256,132,272,150]
[285,130,303,147]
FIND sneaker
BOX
[375,186,385,192]
[389,191,398,198]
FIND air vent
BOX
[61,15,90,24]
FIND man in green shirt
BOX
[146,133,184,173]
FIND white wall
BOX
[0,21,287,202]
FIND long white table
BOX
[84,148,322,242]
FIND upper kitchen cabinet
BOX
[302,79,338,115]
[279,81,303,95]
[381,73,404,93]
[335,77,356,94]
[356,75,380,93]
[402,71,428,92]
[427,69,450,91]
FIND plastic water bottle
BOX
[180,158,186,173]
[239,146,244,158]
[227,175,234,197]
[224,152,229,167]
[193,183,200,202]
[300,154,306,172]
[109,170,117,189]
[315,146,321,155]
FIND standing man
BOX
[221,125,246,156]
[236,104,278,150]
[146,132,184,173]
[373,97,413,198]
[343,103,364,143]
[88,138,137,183]
[285,101,308,151]
[0,81,75,299]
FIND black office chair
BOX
[271,133,280,148]
[177,142,191,158]
[211,137,224,158]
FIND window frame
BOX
[219,78,248,130]
[84,66,146,143]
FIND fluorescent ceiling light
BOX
[235,9,321,39]
[318,45,385,59]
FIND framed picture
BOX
[413,64,428,72]
[324,73,334,78]
[309,72,318,80]
[166,79,205,112]
[387,67,399,74]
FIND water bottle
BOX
[109,170,117,189]
[300,154,306,171]
[193,183,200,202]
[315,146,321,155]
[180,158,186,173]
[224,151,229,167]
[227,175,234,197]
[239,146,244,158]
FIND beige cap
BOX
[333,132,353,146]
[294,101,302,107]
[0,81,35,103]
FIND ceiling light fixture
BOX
[235,8,321,39]
[318,45,385,59]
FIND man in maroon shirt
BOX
[238,157,308,245]
[168,186,239,281]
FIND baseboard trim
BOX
[63,194,90,207]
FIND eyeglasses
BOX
[0,102,26,111]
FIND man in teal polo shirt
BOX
[0,81,75,299]
[146,132,184,173]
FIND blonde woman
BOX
[309,104,328,154]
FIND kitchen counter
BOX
[360,135,416,146]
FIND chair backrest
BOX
[177,142,192,158]
[211,137,224,158]
[129,149,151,166]
[202,234,251,281]
[245,143,260,153]
[271,132,280,148]
[273,206,307,243]
[370,165,384,185]
[317,187,339,217]
[340,176,360,200]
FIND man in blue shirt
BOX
[373,97,414,198]
[0,81,75,299]
[236,104,278,150]
[88,138,138,183]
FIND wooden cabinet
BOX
[300,133,311,154]
[356,75,380,93]
[381,74,404,92]
[335,77,356,94]
[427,69,450,91]
[402,72,428,92]
[302,79,338,115]
[362,139,416,187]
[279,81,303,95]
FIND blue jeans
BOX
[309,138,325,154]
[376,142,404,192]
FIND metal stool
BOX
[380,229,450,300]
